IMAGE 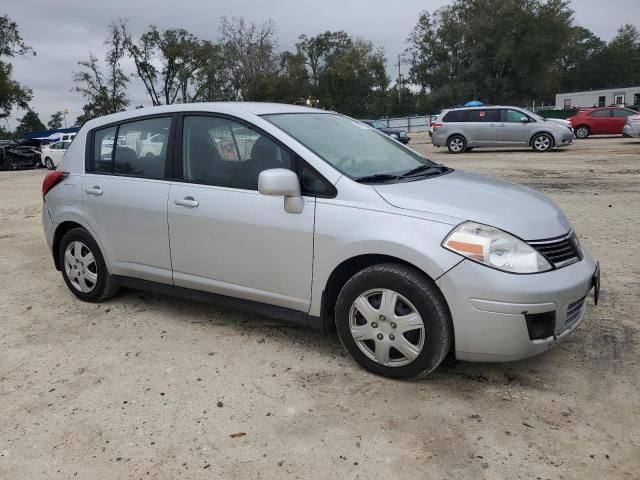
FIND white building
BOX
[556,86,640,109]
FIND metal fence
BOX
[377,116,437,133]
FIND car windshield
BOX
[523,109,545,122]
[371,120,385,129]
[264,113,438,181]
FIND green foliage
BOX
[74,20,129,123]
[0,14,34,116]
[47,111,64,129]
[15,109,44,136]
[407,0,573,109]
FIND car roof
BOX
[82,102,322,130]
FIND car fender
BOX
[310,201,462,316]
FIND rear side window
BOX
[442,110,467,122]
[590,109,611,117]
[467,110,499,122]
[89,117,171,179]
[612,109,635,117]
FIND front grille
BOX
[565,297,586,329]
[528,233,581,268]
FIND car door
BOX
[496,109,531,145]
[588,109,611,134]
[81,116,174,284]
[463,109,499,145]
[167,114,315,312]
[52,142,66,165]
[612,109,636,134]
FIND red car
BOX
[568,106,638,138]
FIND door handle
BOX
[489,123,497,127]
[174,196,199,208]
[498,123,505,127]
[85,186,103,196]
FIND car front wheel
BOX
[335,263,452,379]
[531,133,554,152]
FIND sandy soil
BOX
[0,135,639,479]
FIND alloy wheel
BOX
[449,138,464,152]
[45,158,54,170]
[64,241,98,293]
[534,135,551,151]
[575,127,589,139]
[349,288,425,367]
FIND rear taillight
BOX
[431,122,443,129]
[42,171,68,197]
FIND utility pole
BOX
[63,109,68,128]
[397,54,403,104]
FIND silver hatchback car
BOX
[42,103,599,379]
[432,106,574,153]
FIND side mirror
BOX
[258,168,304,214]
[520,116,529,123]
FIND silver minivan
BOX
[432,106,574,153]
[42,103,599,379]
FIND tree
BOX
[15,109,44,136]
[296,31,352,88]
[557,26,605,92]
[124,23,210,105]
[74,20,129,122]
[219,17,279,100]
[0,15,35,116]
[48,111,64,129]
[407,0,574,109]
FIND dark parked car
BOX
[568,106,638,138]
[361,119,410,144]
[0,141,42,170]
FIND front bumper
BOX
[622,124,639,138]
[556,131,574,146]
[436,247,597,362]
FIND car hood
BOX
[373,169,571,240]
[547,118,571,128]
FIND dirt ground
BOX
[1,135,639,479]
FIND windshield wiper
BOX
[354,173,399,183]
[399,164,449,178]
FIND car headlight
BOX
[399,131,407,137]
[390,133,398,138]
[442,221,552,273]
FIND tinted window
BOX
[182,116,292,189]
[501,109,527,123]
[300,163,334,197]
[442,110,467,122]
[113,117,171,179]
[467,109,499,122]
[590,109,611,117]
[92,126,117,173]
[612,109,635,117]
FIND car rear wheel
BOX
[531,133,554,152]
[574,125,590,139]
[335,263,452,379]
[45,157,55,170]
[447,135,467,154]
[59,227,119,302]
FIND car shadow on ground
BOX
[113,287,553,387]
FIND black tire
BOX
[447,135,467,154]
[45,157,55,170]
[574,125,590,139]
[335,263,452,380]
[58,227,119,302]
[531,132,554,152]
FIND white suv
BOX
[42,103,598,378]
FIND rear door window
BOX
[113,117,171,179]
[590,109,611,117]
[442,110,468,122]
[467,110,499,122]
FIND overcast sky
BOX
[5,0,640,129]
